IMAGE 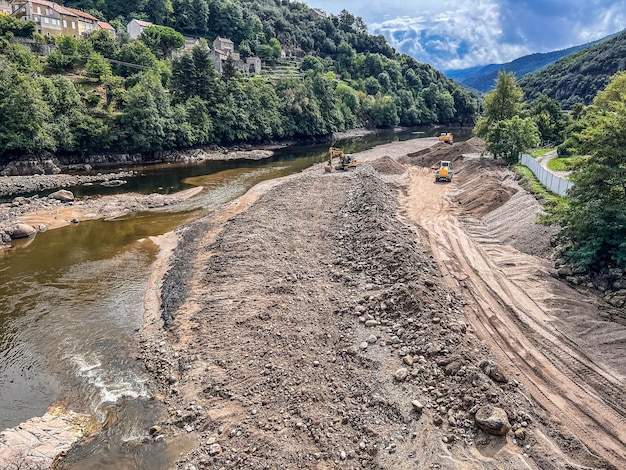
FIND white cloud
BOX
[306,0,626,70]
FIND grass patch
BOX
[547,155,589,172]
[513,165,568,224]
[530,148,556,158]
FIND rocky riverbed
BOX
[135,138,626,469]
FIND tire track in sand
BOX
[402,165,626,469]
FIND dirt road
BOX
[140,138,626,469]
[404,158,626,468]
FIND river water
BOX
[0,128,471,468]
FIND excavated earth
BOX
[139,138,626,470]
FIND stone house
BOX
[126,18,153,40]
[211,36,239,72]
[246,56,261,74]
[211,36,261,75]
[1,0,12,15]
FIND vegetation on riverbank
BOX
[0,4,478,165]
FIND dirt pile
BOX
[369,156,406,175]
[404,138,485,168]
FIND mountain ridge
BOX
[444,32,621,93]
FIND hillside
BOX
[445,38,609,93]
[0,1,479,167]
[519,30,626,109]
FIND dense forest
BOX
[519,30,626,109]
[0,0,479,162]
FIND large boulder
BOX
[49,189,75,202]
[475,406,511,436]
[11,223,37,239]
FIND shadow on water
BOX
[0,128,468,468]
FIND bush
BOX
[557,136,578,156]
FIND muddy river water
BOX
[0,129,471,468]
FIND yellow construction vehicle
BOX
[435,160,453,182]
[438,132,454,144]
[327,147,359,171]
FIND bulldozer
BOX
[326,147,359,172]
[435,160,453,182]
[438,132,454,144]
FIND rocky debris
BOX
[0,158,61,176]
[474,406,511,436]
[10,222,37,239]
[0,405,91,470]
[100,179,127,187]
[1,148,277,179]
[479,359,509,383]
[148,165,544,470]
[554,260,626,320]
[0,171,135,197]
[48,189,75,202]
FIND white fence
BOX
[520,153,573,196]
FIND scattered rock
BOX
[475,406,511,436]
[10,222,37,239]
[48,189,75,202]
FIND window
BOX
[63,19,66,27]
[71,21,76,29]
[46,8,51,15]
[36,6,41,14]
[44,17,49,23]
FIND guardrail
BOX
[520,153,573,196]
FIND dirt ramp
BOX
[405,137,486,168]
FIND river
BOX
[0,128,472,468]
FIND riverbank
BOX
[138,136,626,469]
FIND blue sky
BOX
[305,0,626,70]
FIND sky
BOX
[304,0,626,71]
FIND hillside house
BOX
[9,0,101,38]
[211,36,240,72]
[11,0,77,37]
[127,18,153,40]
[1,0,12,15]
[97,20,116,38]
[65,7,98,36]
[246,56,261,74]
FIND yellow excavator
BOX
[327,147,360,171]
[438,132,454,144]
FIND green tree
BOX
[114,41,158,77]
[0,15,36,39]
[3,43,43,74]
[557,71,626,268]
[475,71,539,163]
[0,60,55,160]
[87,29,119,57]
[139,25,185,58]
[475,70,525,134]
[86,52,112,81]
[483,116,540,164]
[530,94,568,145]
[119,72,173,151]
